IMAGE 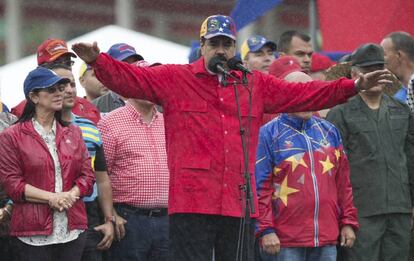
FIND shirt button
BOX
[224,130,228,135]
[225,149,229,153]
[220,98,224,102]
[225,167,228,171]
[221,114,225,118]
[224,183,227,187]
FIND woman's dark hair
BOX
[17,91,70,127]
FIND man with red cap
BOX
[72,14,392,261]
[11,39,101,124]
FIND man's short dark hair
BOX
[277,30,311,53]
[386,31,414,61]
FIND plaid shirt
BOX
[98,103,169,208]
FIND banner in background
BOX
[318,0,414,51]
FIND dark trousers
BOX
[169,213,255,261]
[342,213,410,261]
[0,236,13,261]
[109,204,169,261]
[81,200,103,261]
[12,232,86,261]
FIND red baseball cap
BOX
[269,56,301,79]
[37,38,77,65]
[310,53,335,72]
[133,60,162,67]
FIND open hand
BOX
[94,222,115,250]
[357,69,393,91]
[72,42,100,64]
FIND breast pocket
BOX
[347,120,377,156]
[390,115,408,146]
[240,105,260,131]
[179,101,209,136]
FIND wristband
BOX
[105,215,116,224]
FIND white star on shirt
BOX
[226,19,229,23]
[219,27,224,32]
[222,23,227,27]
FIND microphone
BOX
[208,56,229,75]
[227,56,252,74]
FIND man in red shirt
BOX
[72,14,391,261]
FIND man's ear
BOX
[79,76,86,88]
[397,50,407,63]
[200,38,206,55]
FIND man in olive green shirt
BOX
[327,43,414,261]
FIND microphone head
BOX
[227,56,243,70]
[208,56,226,73]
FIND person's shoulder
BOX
[99,105,128,124]
[92,92,111,105]
[0,121,19,136]
[73,114,95,126]
[314,116,339,130]
[76,96,98,109]
[73,114,100,131]
[329,96,360,115]
[260,115,283,135]
[385,94,410,111]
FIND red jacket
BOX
[11,97,101,125]
[0,120,95,237]
[92,54,357,217]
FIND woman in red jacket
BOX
[0,67,95,261]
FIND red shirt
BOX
[98,104,169,208]
[92,53,357,218]
[11,97,100,125]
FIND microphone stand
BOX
[232,70,255,261]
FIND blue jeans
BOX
[260,245,337,261]
[109,205,169,261]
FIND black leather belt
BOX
[115,204,168,217]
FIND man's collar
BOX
[192,57,211,76]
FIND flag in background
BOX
[230,0,283,31]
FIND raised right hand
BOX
[71,42,100,64]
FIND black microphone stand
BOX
[231,70,255,261]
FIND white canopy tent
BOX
[0,25,190,108]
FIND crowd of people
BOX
[0,13,413,261]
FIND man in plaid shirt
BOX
[98,60,169,261]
